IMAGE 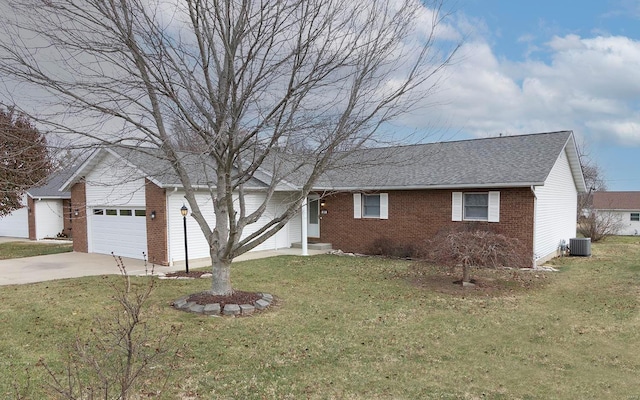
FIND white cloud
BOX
[402,31,640,147]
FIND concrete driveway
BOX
[0,242,328,285]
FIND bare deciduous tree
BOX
[578,211,624,242]
[577,142,607,218]
[0,0,459,295]
[0,108,51,216]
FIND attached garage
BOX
[90,208,147,259]
[0,202,29,238]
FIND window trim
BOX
[353,193,388,220]
[452,191,500,223]
[362,194,381,218]
[631,212,640,222]
[463,192,489,221]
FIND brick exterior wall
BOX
[62,199,72,238]
[319,188,535,260]
[27,196,36,240]
[145,179,169,265]
[70,181,88,252]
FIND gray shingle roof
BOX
[310,131,578,190]
[64,131,584,193]
[27,166,76,199]
[109,147,269,189]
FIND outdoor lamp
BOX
[180,204,188,217]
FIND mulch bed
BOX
[165,271,265,311]
[402,263,551,297]
[186,290,262,308]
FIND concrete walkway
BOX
[0,240,329,285]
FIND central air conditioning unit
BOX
[570,238,591,257]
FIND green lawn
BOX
[1,237,640,399]
[0,241,73,260]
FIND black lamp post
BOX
[181,204,189,274]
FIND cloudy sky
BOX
[411,0,640,190]
[1,0,638,190]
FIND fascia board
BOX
[104,148,164,188]
[563,133,588,193]
[59,149,102,191]
[250,164,300,191]
[310,182,544,191]
[26,194,70,200]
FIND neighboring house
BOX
[0,168,74,240]
[62,130,586,266]
[592,191,640,236]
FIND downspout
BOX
[167,187,178,266]
[530,186,537,268]
[301,196,309,256]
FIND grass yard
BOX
[1,237,640,399]
[0,241,73,260]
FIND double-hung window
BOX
[363,194,381,218]
[353,193,388,219]
[631,213,640,222]
[452,191,500,222]
[463,193,489,220]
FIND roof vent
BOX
[570,238,591,257]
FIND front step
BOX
[291,242,333,251]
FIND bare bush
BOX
[370,237,416,259]
[578,211,624,242]
[422,229,531,283]
[37,256,179,400]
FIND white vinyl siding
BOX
[533,148,578,262]
[288,212,303,245]
[166,191,301,264]
[34,199,65,239]
[600,210,640,236]
[85,153,146,208]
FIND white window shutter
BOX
[353,193,362,219]
[452,192,462,221]
[488,191,500,222]
[380,193,389,219]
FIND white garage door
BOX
[90,208,147,259]
[0,206,29,238]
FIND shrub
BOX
[422,228,531,283]
[37,255,179,400]
[578,211,624,242]
[370,237,416,259]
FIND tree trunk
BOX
[210,255,233,296]
[462,261,470,283]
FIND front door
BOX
[307,196,320,238]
